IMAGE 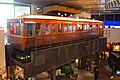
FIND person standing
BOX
[94,69,99,80]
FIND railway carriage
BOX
[7,15,104,51]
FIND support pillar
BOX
[48,69,56,80]
[77,59,81,69]
[7,65,15,80]
[51,69,56,80]
[31,4,37,15]
[95,52,99,70]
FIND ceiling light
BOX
[58,13,60,15]
[61,15,63,17]
[70,14,72,17]
[76,17,79,19]
[64,13,67,16]
[37,8,40,10]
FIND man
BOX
[94,69,99,80]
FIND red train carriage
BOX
[7,15,104,51]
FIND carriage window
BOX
[100,25,103,29]
[73,24,77,32]
[52,24,56,32]
[90,25,92,30]
[84,25,87,31]
[16,22,22,35]
[68,24,72,32]
[36,23,41,35]
[9,22,14,28]
[96,24,99,29]
[64,24,68,32]
[92,25,97,30]
[8,22,14,34]
[58,24,62,33]
[77,24,83,31]
[25,23,34,36]
[44,24,49,34]
[86,24,90,30]
[80,25,83,30]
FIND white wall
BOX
[0,4,14,33]
[0,29,5,69]
[104,28,120,43]
[0,0,13,3]
[15,6,30,17]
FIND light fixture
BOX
[64,13,67,16]
[37,7,40,11]
[76,17,79,19]
[61,15,63,17]
[70,14,72,17]
[58,13,60,15]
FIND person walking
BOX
[94,69,99,80]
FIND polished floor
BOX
[33,60,120,80]
[76,61,120,80]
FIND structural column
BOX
[51,69,56,80]
[95,52,99,70]
[31,4,37,15]
[7,65,15,80]
[77,59,81,69]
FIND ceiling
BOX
[14,0,120,14]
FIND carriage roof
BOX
[14,15,103,23]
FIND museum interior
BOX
[0,0,120,80]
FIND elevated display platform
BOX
[5,37,106,79]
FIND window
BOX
[25,23,34,36]
[64,24,68,32]
[52,24,56,32]
[36,23,41,35]
[84,25,87,31]
[73,24,77,32]
[58,24,62,33]
[86,24,90,30]
[68,24,72,32]
[8,22,14,34]
[100,25,103,29]
[8,22,14,29]
[16,22,22,35]
[77,24,83,31]
[44,24,49,34]
[96,24,99,30]
[92,25,97,30]
[90,25,92,30]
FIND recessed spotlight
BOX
[64,13,67,16]
[70,14,72,17]
[61,15,63,17]
[58,13,60,15]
